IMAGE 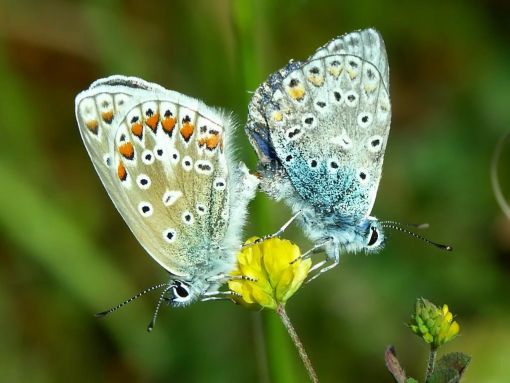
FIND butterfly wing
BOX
[76,76,257,279]
[247,28,390,219]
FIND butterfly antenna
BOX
[95,283,169,318]
[147,286,173,333]
[381,223,453,251]
[380,220,430,230]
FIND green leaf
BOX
[385,346,407,383]
[406,378,419,383]
[436,352,471,379]
[427,367,459,383]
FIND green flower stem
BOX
[425,346,438,382]
[276,305,319,383]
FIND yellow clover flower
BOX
[228,237,312,310]
[409,298,460,348]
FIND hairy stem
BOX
[425,346,438,382]
[276,305,319,383]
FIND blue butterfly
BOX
[246,28,450,277]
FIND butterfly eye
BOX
[172,281,191,302]
[367,226,379,247]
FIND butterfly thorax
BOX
[298,204,385,258]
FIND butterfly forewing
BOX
[76,79,233,277]
[250,28,391,218]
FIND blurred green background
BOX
[1,0,510,382]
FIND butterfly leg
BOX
[243,209,303,248]
[207,274,257,283]
[305,258,339,284]
[201,290,241,303]
[291,237,332,264]
[304,240,339,284]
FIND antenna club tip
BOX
[147,324,154,333]
[445,245,453,251]
[94,311,108,318]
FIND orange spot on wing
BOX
[208,135,221,150]
[131,123,143,139]
[180,122,194,142]
[85,120,98,134]
[117,161,127,181]
[288,86,305,100]
[118,142,134,160]
[146,113,159,132]
[162,117,176,134]
[101,111,114,124]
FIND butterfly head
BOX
[167,279,210,307]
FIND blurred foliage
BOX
[1,0,510,382]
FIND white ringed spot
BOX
[136,174,151,190]
[141,150,155,165]
[358,169,369,185]
[181,211,194,225]
[357,112,373,128]
[213,177,226,191]
[169,148,180,165]
[182,155,193,172]
[196,203,207,216]
[154,145,165,160]
[367,135,383,153]
[302,113,317,129]
[162,190,182,207]
[103,154,112,167]
[344,90,358,107]
[138,202,153,217]
[195,160,214,175]
[162,228,177,244]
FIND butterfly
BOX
[245,28,450,277]
[75,76,258,328]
